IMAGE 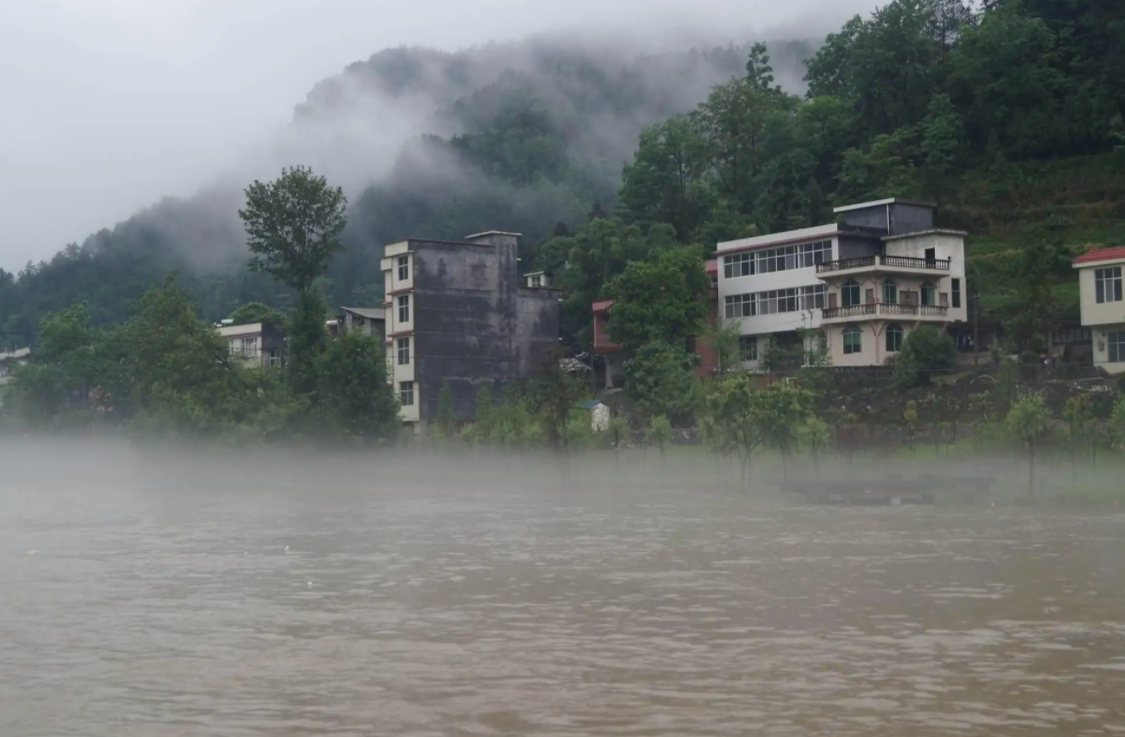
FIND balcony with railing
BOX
[821,302,950,321]
[816,254,952,275]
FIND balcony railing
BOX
[821,302,950,320]
[816,254,952,274]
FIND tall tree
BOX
[604,247,711,350]
[239,166,348,295]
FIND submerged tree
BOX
[1006,392,1051,496]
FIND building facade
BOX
[716,199,968,369]
[0,347,31,405]
[338,306,386,341]
[216,322,285,369]
[379,231,560,428]
[1073,246,1125,375]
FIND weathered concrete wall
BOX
[515,289,561,377]
[837,234,882,260]
[839,203,934,235]
[410,235,558,423]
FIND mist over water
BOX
[2,439,1124,735]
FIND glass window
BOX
[530,275,542,288]
[723,252,753,279]
[397,255,409,281]
[921,283,936,307]
[1109,331,1125,363]
[724,293,755,319]
[738,335,757,361]
[843,325,862,355]
[1095,267,1122,304]
[952,277,962,308]
[397,294,410,323]
[885,324,904,353]
[841,280,860,307]
[882,279,898,304]
[399,381,414,406]
[397,337,410,365]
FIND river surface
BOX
[2,480,1125,736]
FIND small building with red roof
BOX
[1072,246,1125,374]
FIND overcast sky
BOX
[0,0,873,270]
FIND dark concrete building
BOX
[379,231,560,429]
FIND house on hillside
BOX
[1072,246,1125,375]
[217,322,285,369]
[523,271,552,289]
[379,230,561,431]
[717,199,969,369]
[338,306,386,341]
[0,347,31,405]
[592,259,719,389]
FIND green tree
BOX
[315,331,400,441]
[605,247,711,350]
[526,348,589,450]
[705,373,766,487]
[1111,396,1125,451]
[920,92,965,196]
[229,301,287,330]
[893,325,957,387]
[646,415,674,457]
[434,380,456,438]
[619,116,710,240]
[1061,394,1093,487]
[287,290,329,396]
[756,381,815,480]
[1006,392,1051,496]
[801,416,832,476]
[239,166,348,294]
[622,341,702,423]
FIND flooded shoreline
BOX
[2,451,1124,735]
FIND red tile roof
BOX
[592,299,614,312]
[1073,246,1125,265]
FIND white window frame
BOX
[882,279,898,305]
[397,294,410,323]
[885,324,904,353]
[738,335,757,362]
[1095,266,1122,304]
[397,255,409,282]
[841,280,860,307]
[397,337,410,366]
[723,252,753,279]
[530,275,542,288]
[843,326,862,355]
[399,381,415,406]
[724,293,755,319]
[1108,331,1125,363]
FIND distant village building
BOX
[0,347,31,405]
[338,306,386,341]
[1072,246,1125,375]
[523,271,552,289]
[716,198,969,368]
[216,322,285,369]
[592,259,720,389]
[379,231,560,430]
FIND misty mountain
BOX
[0,35,816,338]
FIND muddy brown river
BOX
[2,478,1124,735]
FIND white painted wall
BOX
[1092,325,1125,375]
[1077,258,1125,327]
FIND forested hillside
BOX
[0,36,813,344]
[3,0,1125,355]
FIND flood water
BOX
[3,470,1125,736]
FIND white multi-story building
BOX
[1072,246,1125,375]
[216,322,285,369]
[716,199,969,369]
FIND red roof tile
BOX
[1073,246,1125,265]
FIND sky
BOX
[0,0,874,270]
